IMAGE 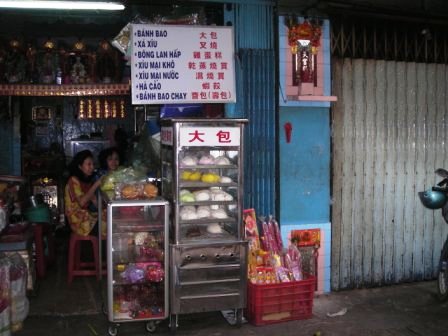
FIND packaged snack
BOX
[285,244,303,281]
[275,266,291,283]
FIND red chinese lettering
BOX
[220,62,228,70]
[220,91,228,99]
[161,129,172,142]
[209,62,217,70]
[209,42,218,49]
[188,130,205,143]
[200,92,207,99]
[210,32,218,39]
[202,82,210,90]
[200,42,207,49]
[204,52,211,59]
[212,92,220,99]
[215,51,222,59]
[192,92,199,99]
[188,62,196,70]
[216,130,231,143]
[196,72,203,80]
[206,72,214,80]
[213,82,221,89]
[218,72,225,80]
[200,32,207,39]
[193,52,201,59]
[199,62,206,70]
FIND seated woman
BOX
[98,146,121,176]
[65,150,105,237]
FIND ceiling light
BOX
[0,0,125,10]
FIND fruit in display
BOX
[189,171,202,181]
[181,171,192,180]
[201,173,220,183]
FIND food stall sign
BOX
[161,126,173,146]
[131,24,236,105]
[179,127,240,147]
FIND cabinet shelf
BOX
[0,83,130,97]
[112,279,164,286]
[112,223,164,233]
[179,164,238,170]
[179,181,238,188]
[179,200,236,206]
[179,217,236,225]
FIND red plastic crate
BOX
[247,275,315,326]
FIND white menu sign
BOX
[179,127,240,147]
[131,24,236,105]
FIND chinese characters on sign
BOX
[179,127,240,147]
[131,24,236,105]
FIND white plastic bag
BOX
[0,254,11,336]
[8,254,28,328]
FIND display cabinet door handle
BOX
[215,254,221,260]
[200,254,206,260]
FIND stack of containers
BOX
[245,214,315,326]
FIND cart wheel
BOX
[169,314,178,333]
[145,321,156,333]
[108,324,118,336]
[235,308,243,328]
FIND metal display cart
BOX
[101,193,169,336]
[160,118,248,331]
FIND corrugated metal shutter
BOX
[224,1,276,216]
[237,49,276,216]
[331,58,448,289]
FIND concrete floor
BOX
[11,234,448,336]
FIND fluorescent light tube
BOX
[0,0,125,10]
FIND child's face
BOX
[107,152,120,171]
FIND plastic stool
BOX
[33,222,55,278]
[67,233,100,284]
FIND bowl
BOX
[24,204,51,223]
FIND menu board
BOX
[131,24,236,105]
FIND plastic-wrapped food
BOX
[111,22,131,55]
[215,156,230,165]
[8,254,28,332]
[143,183,158,199]
[196,206,210,219]
[152,8,206,26]
[180,207,197,220]
[275,266,291,283]
[0,254,11,336]
[285,245,303,281]
[198,155,215,165]
[193,190,210,202]
[101,166,147,193]
[121,265,145,283]
[180,155,198,167]
[210,209,227,219]
[206,223,223,234]
[111,15,151,55]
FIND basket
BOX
[247,275,315,326]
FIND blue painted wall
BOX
[279,106,330,225]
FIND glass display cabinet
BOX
[160,118,248,331]
[102,196,169,336]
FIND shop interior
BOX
[0,2,227,333]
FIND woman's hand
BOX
[93,176,104,190]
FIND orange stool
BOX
[67,233,101,284]
[32,222,55,278]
